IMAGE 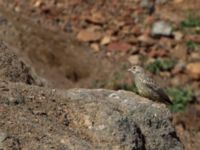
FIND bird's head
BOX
[128,65,144,75]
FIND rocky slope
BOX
[0,42,183,149]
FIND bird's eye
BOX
[132,66,136,69]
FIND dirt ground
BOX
[0,0,200,149]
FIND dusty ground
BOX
[0,0,200,149]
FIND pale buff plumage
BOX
[128,65,172,105]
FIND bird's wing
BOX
[143,77,172,105]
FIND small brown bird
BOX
[128,65,172,105]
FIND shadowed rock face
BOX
[0,42,183,150]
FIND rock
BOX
[122,25,132,34]
[63,21,73,33]
[171,74,188,86]
[155,0,168,4]
[158,37,173,50]
[140,0,155,14]
[0,131,7,149]
[76,29,102,42]
[174,0,183,3]
[124,35,138,44]
[0,15,7,25]
[173,31,183,41]
[131,25,142,36]
[172,45,188,60]
[140,0,168,7]
[0,41,183,149]
[128,55,141,65]
[160,71,171,77]
[138,35,155,46]
[171,60,186,74]
[171,77,181,86]
[140,0,151,7]
[85,11,106,24]
[151,21,172,37]
[33,0,42,7]
[148,48,167,57]
[129,46,139,54]
[100,36,111,45]
[186,62,200,79]
[90,43,100,52]
[107,41,131,52]
[189,52,200,61]
[0,41,45,86]
[0,81,183,150]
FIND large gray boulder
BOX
[0,42,184,150]
[0,81,183,150]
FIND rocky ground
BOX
[0,41,183,150]
[0,0,200,149]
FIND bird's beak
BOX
[128,68,132,72]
